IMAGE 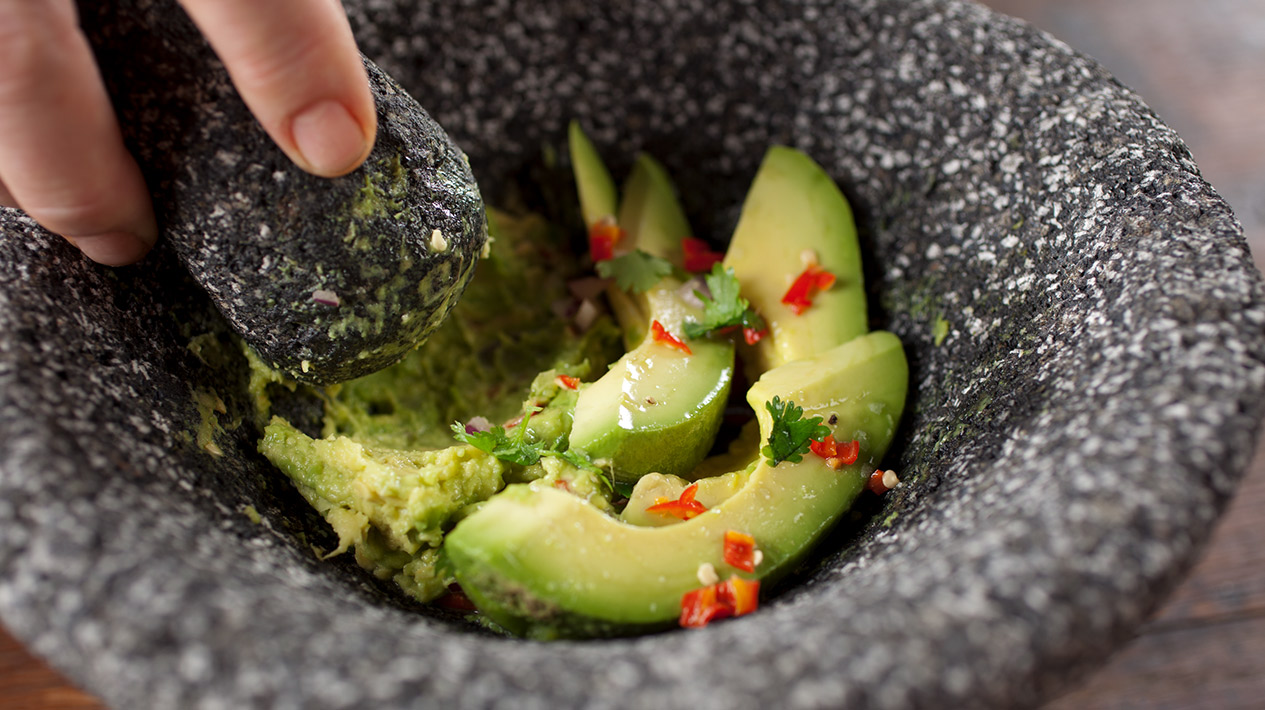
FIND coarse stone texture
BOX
[2,1,1264,709]
[78,0,487,384]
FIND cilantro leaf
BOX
[597,250,675,293]
[682,263,767,339]
[761,396,830,466]
[556,449,614,491]
[450,421,544,466]
[557,447,601,473]
[452,422,613,493]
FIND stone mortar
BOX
[2,1,1263,708]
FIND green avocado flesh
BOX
[569,285,734,483]
[604,153,696,346]
[570,143,735,483]
[724,146,868,375]
[254,137,907,638]
[446,331,908,638]
[256,208,624,601]
[568,120,618,229]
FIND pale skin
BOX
[0,0,377,266]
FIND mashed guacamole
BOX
[255,208,623,601]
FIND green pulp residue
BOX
[352,154,413,222]
[255,207,624,601]
[193,388,228,457]
[932,316,950,346]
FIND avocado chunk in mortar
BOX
[445,330,907,638]
[569,278,735,484]
[723,146,869,375]
[254,205,625,602]
[566,146,735,484]
[260,417,507,601]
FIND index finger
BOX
[177,0,377,177]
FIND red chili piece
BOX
[680,585,732,628]
[719,576,760,616]
[781,265,837,315]
[866,469,890,495]
[435,585,478,612]
[723,530,757,573]
[651,320,693,355]
[809,435,860,470]
[588,218,624,262]
[555,374,581,390]
[646,482,707,520]
[682,237,724,273]
[743,326,768,345]
[680,575,761,628]
[808,435,835,459]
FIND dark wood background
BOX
[3,0,1263,707]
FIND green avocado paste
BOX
[256,207,623,601]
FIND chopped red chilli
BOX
[867,469,901,495]
[809,435,859,469]
[682,237,724,273]
[646,482,707,520]
[680,584,730,628]
[555,374,581,390]
[781,264,837,315]
[720,576,760,616]
[651,320,693,355]
[723,530,757,572]
[435,585,478,611]
[743,326,768,345]
[680,575,760,628]
[588,216,624,262]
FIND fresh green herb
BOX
[597,250,675,293]
[558,449,614,491]
[451,419,544,466]
[558,448,600,474]
[761,396,830,467]
[682,264,767,339]
[452,419,613,491]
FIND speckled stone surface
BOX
[3,1,1265,708]
[79,0,487,384]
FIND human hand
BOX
[0,0,377,266]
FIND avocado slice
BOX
[602,153,695,345]
[723,147,868,375]
[615,153,691,266]
[568,121,618,229]
[569,280,735,484]
[445,330,907,638]
[566,150,735,484]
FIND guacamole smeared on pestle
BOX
[256,207,623,601]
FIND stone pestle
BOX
[77,0,488,384]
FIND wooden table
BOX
[4,1,1264,707]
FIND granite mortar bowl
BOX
[3,1,1265,708]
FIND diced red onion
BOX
[312,289,340,307]
[464,416,492,434]
[678,276,708,309]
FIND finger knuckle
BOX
[230,32,332,97]
[0,5,78,100]
[27,187,127,238]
